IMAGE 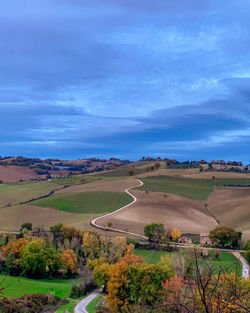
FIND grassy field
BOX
[134,250,241,275]
[86,294,102,313]
[200,251,242,275]
[29,191,132,214]
[134,249,172,264]
[216,178,250,187]
[136,176,214,200]
[0,275,76,298]
[0,175,103,208]
[0,181,60,207]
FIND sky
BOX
[1,0,250,162]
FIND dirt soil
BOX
[97,189,218,236]
[207,187,250,240]
[0,166,39,182]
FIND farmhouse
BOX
[178,236,192,244]
[200,233,212,245]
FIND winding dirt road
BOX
[90,178,249,279]
[91,178,147,239]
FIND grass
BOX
[51,174,101,186]
[216,178,250,187]
[86,294,102,313]
[134,249,172,265]
[99,167,145,177]
[0,181,60,207]
[200,251,242,275]
[134,250,241,275]
[56,298,77,313]
[0,275,77,299]
[56,296,87,313]
[136,176,214,200]
[29,191,132,214]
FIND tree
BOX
[107,221,112,228]
[1,238,28,259]
[44,244,62,277]
[144,223,166,243]
[154,162,161,170]
[128,169,134,176]
[20,241,47,277]
[62,249,78,275]
[127,264,171,306]
[209,226,242,248]
[87,257,110,287]
[82,232,101,259]
[161,249,250,313]
[171,228,181,241]
[20,222,32,232]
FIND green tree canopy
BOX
[209,226,242,248]
[144,223,166,242]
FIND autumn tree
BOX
[1,238,28,259]
[62,249,79,275]
[82,232,101,260]
[106,254,146,312]
[171,228,181,241]
[209,226,242,248]
[161,248,250,313]
[87,257,110,288]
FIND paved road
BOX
[232,252,249,278]
[74,288,103,313]
[91,179,147,239]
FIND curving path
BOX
[232,252,249,278]
[74,287,103,313]
[90,178,249,279]
[91,178,148,239]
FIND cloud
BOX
[0,0,250,161]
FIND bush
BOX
[70,275,96,298]
[0,293,62,313]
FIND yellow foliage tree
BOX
[106,261,130,312]
[171,228,181,241]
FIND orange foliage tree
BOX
[1,238,28,259]
[61,249,78,275]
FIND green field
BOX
[216,178,250,187]
[199,251,242,275]
[0,181,60,207]
[0,275,76,298]
[134,250,241,275]
[134,249,172,264]
[136,176,214,200]
[30,191,132,214]
[86,294,102,313]
[51,174,101,186]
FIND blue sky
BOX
[1,0,250,162]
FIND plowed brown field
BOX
[97,189,218,236]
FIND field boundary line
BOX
[90,179,148,239]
